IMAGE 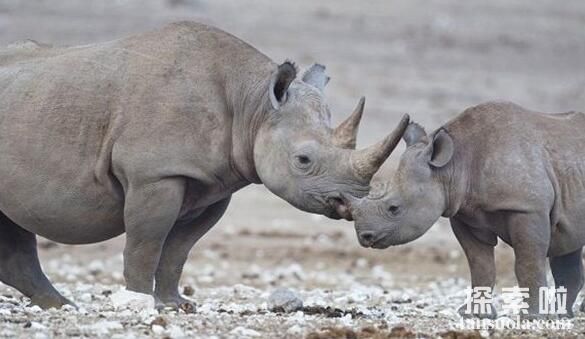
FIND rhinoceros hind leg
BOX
[0,211,74,309]
[550,247,583,317]
[154,197,231,309]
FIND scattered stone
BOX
[87,320,124,335]
[389,325,416,338]
[179,302,196,314]
[61,304,76,312]
[182,285,195,296]
[88,260,105,275]
[33,333,48,339]
[150,316,168,328]
[307,327,358,339]
[439,330,483,339]
[302,305,364,319]
[167,325,186,338]
[287,324,303,336]
[268,288,303,313]
[27,305,43,313]
[110,290,155,310]
[230,326,261,337]
[151,324,165,335]
[29,322,46,330]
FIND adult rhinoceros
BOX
[0,22,409,309]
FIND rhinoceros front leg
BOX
[451,218,497,319]
[123,178,185,294]
[508,213,550,318]
[154,197,231,309]
[550,247,583,317]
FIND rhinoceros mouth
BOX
[326,197,353,221]
[370,237,393,249]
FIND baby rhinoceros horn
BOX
[351,114,410,181]
[332,97,366,149]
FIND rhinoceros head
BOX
[254,62,409,220]
[342,122,454,247]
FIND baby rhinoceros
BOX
[344,101,585,318]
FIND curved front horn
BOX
[351,114,410,181]
[332,97,365,149]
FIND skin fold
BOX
[0,22,409,309]
[345,101,585,318]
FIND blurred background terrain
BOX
[1,0,584,337]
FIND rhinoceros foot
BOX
[30,293,76,310]
[155,295,196,313]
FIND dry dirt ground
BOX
[1,0,585,338]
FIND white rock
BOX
[356,258,369,268]
[112,335,135,339]
[268,288,303,313]
[167,325,186,338]
[339,313,353,326]
[0,330,16,338]
[0,309,10,316]
[118,309,133,317]
[230,326,260,337]
[30,322,46,330]
[79,293,93,303]
[28,305,43,313]
[151,325,165,335]
[33,333,48,339]
[310,214,324,221]
[287,324,303,335]
[110,290,155,310]
[138,307,158,320]
[372,265,393,281]
[88,320,123,335]
[198,275,214,283]
[88,260,105,274]
[61,304,76,312]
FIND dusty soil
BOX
[1,0,584,338]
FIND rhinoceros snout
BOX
[357,230,376,247]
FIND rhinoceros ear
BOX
[269,61,297,109]
[403,122,427,147]
[423,129,454,168]
[302,63,330,91]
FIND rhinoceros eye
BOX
[297,155,311,165]
[294,155,312,170]
[388,205,400,215]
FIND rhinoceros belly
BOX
[0,180,126,244]
[0,142,126,244]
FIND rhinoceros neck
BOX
[438,129,470,218]
[223,61,275,185]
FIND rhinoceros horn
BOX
[332,97,365,149]
[351,114,410,181]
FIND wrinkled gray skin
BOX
[0,22,410,309]
[345,101,585,318]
